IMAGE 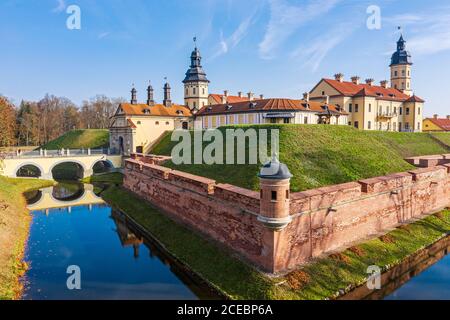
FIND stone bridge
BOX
[0,148,123,179]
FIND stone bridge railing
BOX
[2,148,120,159]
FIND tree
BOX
[0,96,17,147]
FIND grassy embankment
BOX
[42,129,109,150]
[152,125,448,192]
[100,177,450,300]
[41,129,110,180]
[430,132,450,147]
[0,177,54,300]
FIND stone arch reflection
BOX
[24,189,43,205]
[51,183,85,202]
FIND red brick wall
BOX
[123,159,271,270]
[124,155,450,274]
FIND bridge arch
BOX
[50,160,87,180]
[14,162,45,178]
[91,159,114,174]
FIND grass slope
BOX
[0,177,54,300]
[431,132,450,147]
[101,183,450,300]
[153,125,447,192]
[42,129,109,150]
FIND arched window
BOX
[193,88,196,95]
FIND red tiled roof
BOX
[405,95,425,103]
[117,103,192,117]
[427,118,450,131]
[321,79,423,102]
[209,94,250,104]
[197,98,348,116]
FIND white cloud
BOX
[259,0,341,59]
[291,23,355,72]
[98,32,111,40]
[386,10,450,56]
[210,13,255,60]
[52,0,66,13]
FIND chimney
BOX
[351,76,360,85]
[447,115,450,120]
[334,73,344,82]
[434,114,439,119]
[221,95,227,104]
[147,82,154,106]
[324,95,330,105]
[163,82,172,107]
[247,92,254,101]
[238,91,243,98]
[259,94,264,100]
[224,90,229,97]
[303,92,310,102]
[380,80,389,88]
[130,86,137,105]
[365,78,375,86]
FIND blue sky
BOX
[1,0,449,117]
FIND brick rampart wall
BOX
[124,155,450,274]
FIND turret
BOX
[130,85,137,105]
[257,154,292,231]
[163,81,172,107]
[147,81,155,106]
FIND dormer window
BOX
[376,93,383,97]
[226,105,233,110]
[207,107,213,111]
[249,102,257,108]
[143,108,151,114]
[176,110,184,115]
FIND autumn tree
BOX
[0,96,17,147]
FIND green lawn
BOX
[431,132,450,147]
[101,184,450,300]
[0,177,54,300]
[152,125,448,192]
[42,129,109,150]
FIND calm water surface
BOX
[22,183,217,300]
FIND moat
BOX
[21,183,218,300]
[22,183,450,300]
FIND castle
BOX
[109,35,424,155]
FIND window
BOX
[260,190,263,199]
[354,121,359,129]
[406,108,410,115]
[166,121,170,125]
[398,122,402,131]
[193,88,196,95]
[394,107,397,114]
[304,116,308,124]
[136,146,143,153]
[271,191,277,201]
[355,104,359,113]
[405,122,410,130]
[418,122,421,130]
[399,107,403,115]
[418,107,421,115]
[348,121,352,126]
[321,91,325,96]
[349,104,353,112]
[185,88,188,95]
[137,121,141,125]
[202,88,205,95]
[402,82,405,89]
[155,121,160,125]
[368,104,372,112]
[286,190,290,199]
[193,101,196,108]
[368,121,372,129]
[402,70,405,76]
[283,118,291,124]
[270,118,277,124]
[394,71,398,77]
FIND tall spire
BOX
[390,32,412,66]
[183,40,209,83]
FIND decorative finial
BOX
[193,36,197,48]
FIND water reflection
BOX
[341,236,450,300]
[22,183,220,300]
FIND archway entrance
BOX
[52,162,84,181]
[17,164,42,178]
